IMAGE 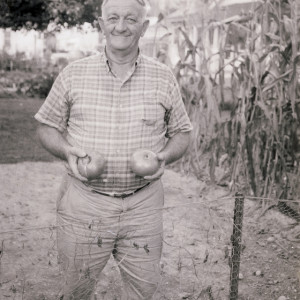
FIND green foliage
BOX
[0,0,103,30]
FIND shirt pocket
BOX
[140,95,167,149]
[142,117,157,127]
[142,95,161,131]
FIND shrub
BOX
[18,69,58,98]
[0,51,36,71]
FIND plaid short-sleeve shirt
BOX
[35,51,192,193]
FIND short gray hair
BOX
[101,0,150,19]
[102,0,149,8]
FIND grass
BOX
[0,97,56,163]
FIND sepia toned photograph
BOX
[0,0,299,299]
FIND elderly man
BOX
[35,0,192,299]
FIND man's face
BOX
[99,0,149,53]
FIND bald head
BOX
[101,0,150,20]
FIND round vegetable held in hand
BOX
[77,150,106,180]
[130,149,160,177]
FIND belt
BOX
[91,183,150,198]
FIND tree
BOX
[48,0,102,28]
[0,0,103,30]
[0,0,50,30]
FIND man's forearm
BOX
[36,123,87,180]
[161,131,191,165]
[36,124,71,161]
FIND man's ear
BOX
[98,17,105,33]
[141,19,150,37]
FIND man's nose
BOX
[115,19,127,32]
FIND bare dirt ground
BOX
[0,98,299,299]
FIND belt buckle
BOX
[114,192,132,198]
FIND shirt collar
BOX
[100,47,142,74]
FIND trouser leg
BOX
[57,217,114,299]
[56,177,118,300]
[114,180,164,300]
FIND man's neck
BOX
[105,47,139,66]
[105,47,139,81]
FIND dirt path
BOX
[0,162,299,300]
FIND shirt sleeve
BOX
[165,72,193,138]
[34,69,71,133]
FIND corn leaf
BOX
[262,69,293,92]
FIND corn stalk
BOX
[173,0,300,202]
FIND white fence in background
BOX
[0,29,44,59]
[0,25,102,63]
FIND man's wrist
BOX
[62,144,73,161]
[157,151,168,164]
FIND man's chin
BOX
[110,43,132,51]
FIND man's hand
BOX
[36,124,88,181]
[143,131,191,181]
[64,146,88,181]
[144,152,166,181]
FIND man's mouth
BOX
[111,33,131,37]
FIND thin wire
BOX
[0,225,66,235]
[1,194,299,236]
[246,195,300,203]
